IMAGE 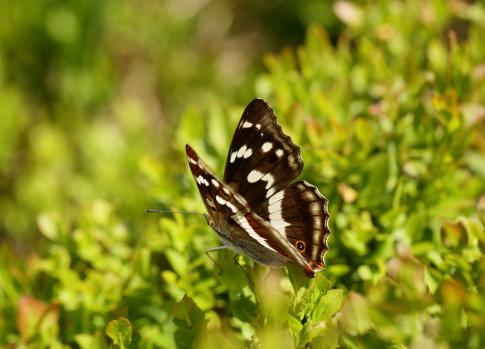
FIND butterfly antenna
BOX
[145,209,205,216]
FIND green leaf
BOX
[105,317,132,349]
[339,292,371,335]
[217,251,248,291]
[285,313,303,332]
[230,296,258,323]
[312,289,344,321]
[37,213,59,241]
[173,295,205,327]
[286,262,311,294]
[173,295,207,349]
[311,320,339,349]
[299,320,327,347]
[165,249,188,276]
[314,272,331,292]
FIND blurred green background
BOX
[1,0,484,348]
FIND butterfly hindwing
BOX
[228,211,311,271]
[223,99,303,208]
[254,181,330,270]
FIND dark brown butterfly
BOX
[186,99,330,277]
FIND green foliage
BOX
[1,1,485,348]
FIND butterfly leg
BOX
[205,245,229,275]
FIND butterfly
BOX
[186,98,330,277]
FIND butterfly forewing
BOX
[223,99,303,208]
[186,144,245,220]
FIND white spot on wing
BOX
[235,215,277,252]
[303,191,314,201]
[266,188,276,198]
[242,121,253,128]
[248,170,275,196]
[225,201,238,213]
[262,142,273,152]
[189,158,197,164]
[288,154,302,170]
[216,195,226,205]
[247,169,263,183]
[196,175,209,186]
[243,148,253,158]
[230,152,237,163]
[211,179,219,187]
[255,124,261,129]
[237,145,247,158]
[262,173,274,189]
[276,149,284,157]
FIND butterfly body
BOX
[186,99,330,277]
